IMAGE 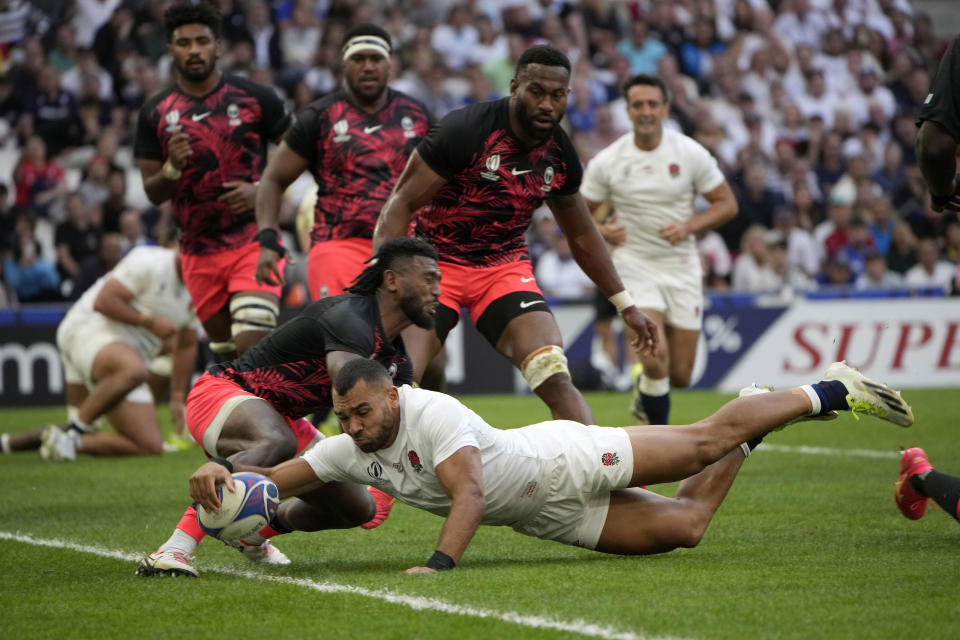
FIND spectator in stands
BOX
[0,0,50,48]
[99,167,128,233]
[466,14,507,68]
[724,162,783,252]
[0,183,14,260]
[863,194,897,256]
[814,190,855,262]
[773,0,827,49]
[73,0,121,49]
[118,208,155,253]
[535,229,595,302]
[872,141,907,195]
[772,207,820,278]
[767,230,813,293]
[55,191,101,284]
[5,223,60,302]
[619,17,666,76]
[71,231,122,300]
[886,220,918,275]
[904,237,955,292]
[430,5,477,72]
[855,248,904,290]
[816,250,856,288]
[18,64,79,156]
[697,229,732,291]
[731,225,778,292]
[278,2,320,88]
[13,135,67,219]
[240,0,282,71]
[680,16,727,86]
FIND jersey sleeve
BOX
[917,34,960,140]
[133,106,163,161]
[416,106,482,179]
[551,129,583,197]
[417,391,481,467]
[108,248,153,296]
[283,105,321,165]
[301,435,362,483]
[688,139,726,194]
[579,150,611,203]
[258,87,292,141]
[315,301,376,355]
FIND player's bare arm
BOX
[584,198,626,247]
[190,457,322,512]
[325,351,364,382]
[407,445,485,574]
[138,130,192,205]
[658,181,738,246]
[915,121,960,213]
[548,192,658,355]
[93,278,177,339]
[372,150,448,252]
[254,142,310,285]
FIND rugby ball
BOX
[196,472,279,541]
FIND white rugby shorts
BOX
[512,423,633,549]
[613,252,703,331]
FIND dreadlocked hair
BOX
[347,237,438,295]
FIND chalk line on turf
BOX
[0,531,685,640]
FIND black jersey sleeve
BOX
[133,102,163,160]
[416,104,486,179]
[256,86,292,141]
[917,34,960,140]
[551,127,583,197]
[314,299,377,355]
[283,103,321,164]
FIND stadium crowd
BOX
[0,0,958,310]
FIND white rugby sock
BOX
[798,385,821,415]
[161,529,199,554]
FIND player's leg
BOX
[180,249,237,358]
[665,325,699,388]
[227,242,284,354]
[1,383,86,453]
[40,342,150,461]
[895,447,960,523]
[595,448,745,554]
[274,482,376,533]
[496,309,594,423]
[628,308,669,424]
[78,395,164,456]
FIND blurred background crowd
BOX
[1,0,958,309]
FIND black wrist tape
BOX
[424,550,455,571]
[255,228,287,257]
[210,456,234,473]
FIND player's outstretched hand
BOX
[622,306,659,357]
[255,247,287,286]
[219,181,257,214]
[405,566,436,574]
[189,461,236,513]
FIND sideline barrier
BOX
[2,291,957,407]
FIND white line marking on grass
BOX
[0,531,687,640]
[758,444,898,459]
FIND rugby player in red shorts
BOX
[374,45,658,424]
[134,1,292,357]
[136,238,441,577]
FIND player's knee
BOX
[229,295,279,339]
[124,363,150,388]
[520,345,570,392]
[670,371,692,389]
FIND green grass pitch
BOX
[1,388,958,639]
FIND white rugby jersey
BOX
[302,386,581,527]
[62,246,198,357]
[580,128,725,265]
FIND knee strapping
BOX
[230,295,279,337]
[520,345,569,391]
[208,340,237,355]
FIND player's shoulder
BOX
[440,97,506,130]
[223,74,282,102]
[120,245,173,269]
[590,132,636,164]
[400,386,470,422]
[388,89,431,116]
[311,293,375,322]
[139,85,177,115]
[662,127,711,156]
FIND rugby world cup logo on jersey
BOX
[227,103,241,126]
[401,116,416,138]
[333,119,351,142]
[481,154,501,181]
[165,110,181,132]
[366,461,383,481]
[540,166,555,192]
